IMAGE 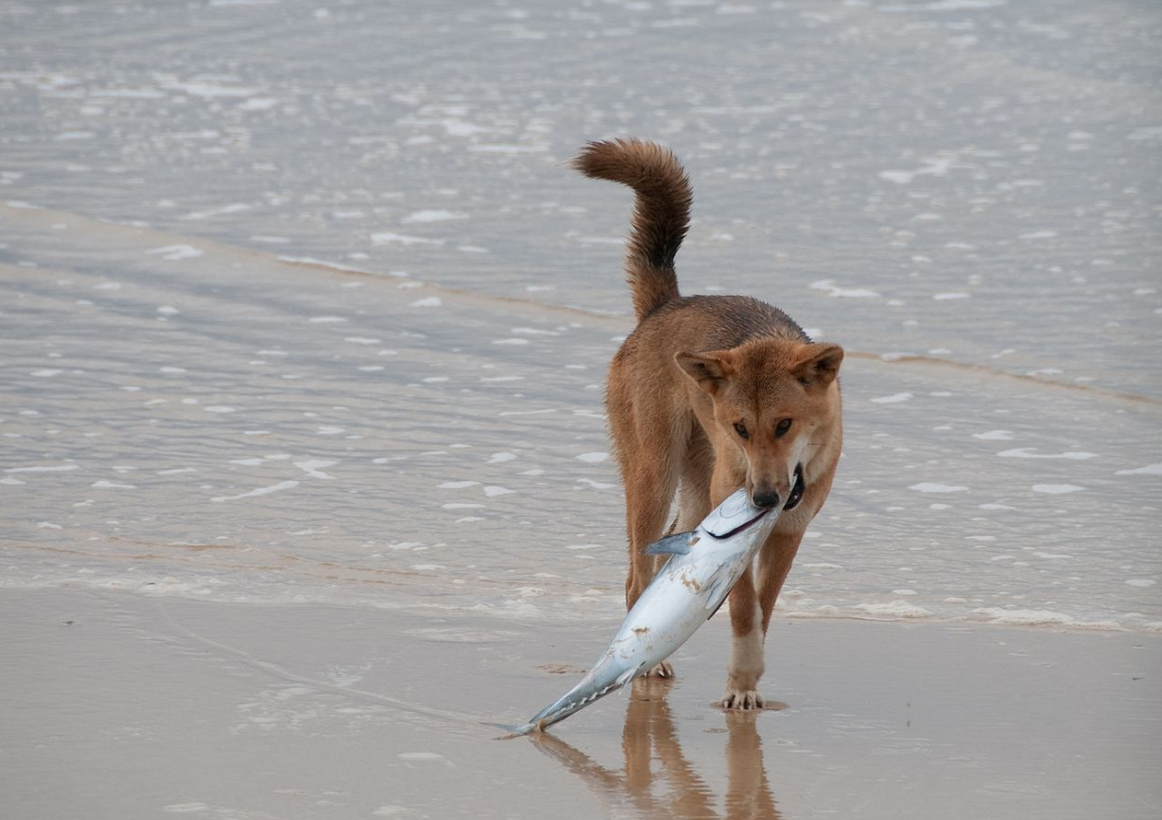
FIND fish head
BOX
[676,340,843,512]
[702,487,772,539]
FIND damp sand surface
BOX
[5,589,1160,820]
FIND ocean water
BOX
[2,0,1160,636]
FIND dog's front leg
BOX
[721,568,765,709]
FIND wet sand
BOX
[5,589,1159,820]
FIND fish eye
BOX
[734,422,749,440]
[775,418,792,438]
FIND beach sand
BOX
[5,589,1159,819]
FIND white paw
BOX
[719,687,764,710]
[644,661,674,678]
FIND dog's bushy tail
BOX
[572,139,691,322]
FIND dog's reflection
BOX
[530,677,782,819]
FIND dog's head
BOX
[676,339,843,511]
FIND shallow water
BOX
[2,0,1160,395]
[2,0,1161,628]
[2,194,1159,633]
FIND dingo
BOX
[573,139,844,709]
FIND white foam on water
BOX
[499,408,556,417]
[211,480,299,503]
[371,232,444,246]
[971,607,1119,630]
[908,482,968,493]
[973,430,1013,440]
[855,600,932,618]
[576,452,609,463]
[402,210,466,223]
[1116,463,1162,476]
[1031,484,1085,494]
[144,244,203,260]
[5,464,79,473]
[997,448,1097,460]
[294,460,337,480]
[181,203,252,221]
[811,279,880,298]
[410,297,442,307]
[870,392,912,404]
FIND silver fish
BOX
[508,488,782,735]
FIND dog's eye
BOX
[734,422,749,440]
[775,419,792,438]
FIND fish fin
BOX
[702,563,736,610]
[707,594,728,620]
[644,531,695,557]
[615,665,641,694]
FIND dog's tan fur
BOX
[573,139,844,709]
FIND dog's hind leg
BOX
[615,416,685,678]
[673,423,714,535]
[620,438,683,612]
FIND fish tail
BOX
[512,660,642,734]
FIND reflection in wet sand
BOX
[531,678,781,820]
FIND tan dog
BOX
[573,139,844,709]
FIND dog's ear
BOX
[792,343,844,389]
[675,350,735,395]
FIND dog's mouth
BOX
[785,463,805,511]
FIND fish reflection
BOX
[530,677,782,819]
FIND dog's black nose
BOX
[753,490,781,509]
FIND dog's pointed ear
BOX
[793,343,844,389]
[675,350,735,395]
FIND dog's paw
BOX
[719,687,764,710]
[644,661,675,679]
